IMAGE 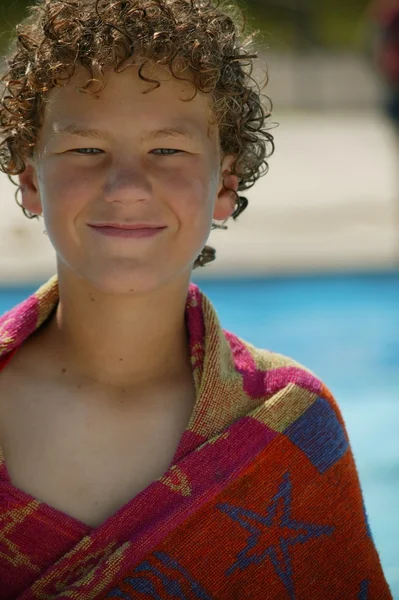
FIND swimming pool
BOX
[1,270,398,597]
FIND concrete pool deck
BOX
[0,110,398,285]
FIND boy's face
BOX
[20,62,237,294]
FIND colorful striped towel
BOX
[0,276,392,599]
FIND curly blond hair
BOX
[0,0,274,268]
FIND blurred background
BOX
[0,0,398,596]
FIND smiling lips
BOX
[88,223,167,239]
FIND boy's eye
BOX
[69,148,103,155]
[68,148,183,155]
[151,148,183,155]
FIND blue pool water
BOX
[1,270,398,596]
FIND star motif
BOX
[217,472,335,599]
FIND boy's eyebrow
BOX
[48,124,200,142]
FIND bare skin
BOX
[0,61,239,527]
[0,333,196,528]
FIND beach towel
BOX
[0,275,392,599]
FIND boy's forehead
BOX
[40,62,219,143]
[43,61,215,123]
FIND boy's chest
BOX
[0,369,196,529]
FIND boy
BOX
[0,0,392,598]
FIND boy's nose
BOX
[103,162,152,204]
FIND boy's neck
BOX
[34,267,194,393]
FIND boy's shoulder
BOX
[221,327,345,436]
[223,326,321,384]
[191,282,340,432]
[0,275,58,361]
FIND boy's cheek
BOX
[40,165,99,211]
[165,178,213,225]
[39,160,214,223]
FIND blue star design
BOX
[217,472,335,600]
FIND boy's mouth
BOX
[88,223,167,239]
[89,222,166,229]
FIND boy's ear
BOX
[213,155,239,222]
[18,161,42,216]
